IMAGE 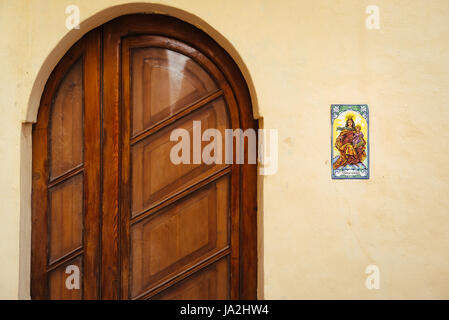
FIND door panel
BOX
[49,59,84,179]
[48,255,83,300]
[152,257,230,300]
[48,174,83,263]
[130,97,229,215]
[130,175,230,298]
[32,15,257,300]
[131,47,218,135]
[48,256,83,300]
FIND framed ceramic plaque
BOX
[331,104,369,179]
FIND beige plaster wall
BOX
[0,0,448,299]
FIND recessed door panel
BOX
[49,59,83,179]
[130,97,229,215]
[48,256,83,300]
[48,174,83,263]
[130,175,230,298]
[151,257,230,300]
[131,47,218,135]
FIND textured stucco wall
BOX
[0,0,448,299]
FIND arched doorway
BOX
[31,14,257,300]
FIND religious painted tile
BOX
[331,104,369,179]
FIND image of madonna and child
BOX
[333,116,367,170]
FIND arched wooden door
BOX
[31,15,257,300]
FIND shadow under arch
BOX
[21,3,263,300]
[24,2,260,123]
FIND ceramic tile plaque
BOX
[331,104,369,179]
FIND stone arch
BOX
[24,3,260,123]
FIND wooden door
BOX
[31,14,257,300]
[31,29,101,299]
